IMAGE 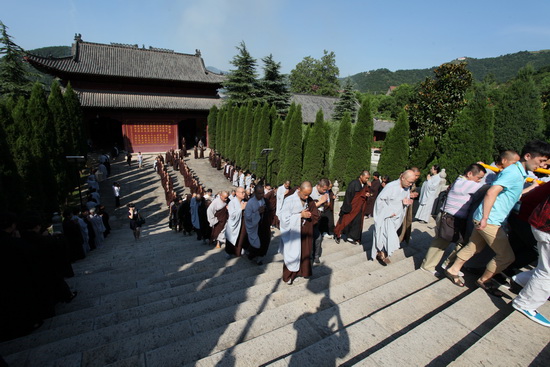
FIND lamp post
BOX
[66,155,86,208]
[260,148,273,182]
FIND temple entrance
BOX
[87,116,123,150]
[178,119,197,149]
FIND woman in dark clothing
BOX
[128,203,143,240]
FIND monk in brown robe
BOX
[225,187,249,257]
[334,171,371,245]
[279,181,320,284]
[208,191,229,247]
[365,172,381,217]
[397,167,421,244]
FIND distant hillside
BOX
[350,50,550,93]
[28,46,71,58]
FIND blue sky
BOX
[4,0,550,76]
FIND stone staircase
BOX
[1,156,548,366]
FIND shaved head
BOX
[410,167,420,173]
[298,181,313,200]
[399,170,417,189]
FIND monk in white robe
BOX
[414,165,442,223]
[245,185,272,264]
[275,180,291,228]
[225,187,248,257]
[279,181,319,284]
[372,171,415,265]
[207,191,229,247]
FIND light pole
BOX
[66,155,86,208]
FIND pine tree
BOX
[268,117,283,184]
[345,97,374,184]
[280,105,303,183]
[0,21,31,99]
[256,103,271,178]
[207,105,218,150]
[302,109,328,182]
[333,78,358,122]
[64,83,85,154]
[330,112,352,187]
[258,54,290,115]
[377,110,410,181]
[223,42,258,106]
[438,87,494,181]
[249,105,262,171]
[494,65,544,154]
[239,102,254,170]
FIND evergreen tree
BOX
[256,103,271,178]
[330,112,352,187]
[438,87,494,181]
[258,54,290,115]
[11,97,35,209]
[222,105,233,158]
[302,109,328,182]
[249,105,262,171]
[345,97,374,184]
[333,78,358,122]
[48,81,71,199]
[0,21,31,99]
[234,105,247,166]
[239,102,254,170]
[409,136,437,174]
[0,101,23,211]
[207,105,218,150]
[27,82,59,211]
[268,117,283,184]
[216,108,226,156]
[64,83,85,154]
[228,106,240,161]
[377,110,410,181]
[289,50,340,97]
[223,42,258,106]
[280,103,296,155]
[494,65,544,154]
[280,105,303,183]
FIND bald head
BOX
[399,170,416,189]
[410,166,421,180]
[298,181,313,200]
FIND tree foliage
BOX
[330,112,352,187]
[333,78,358,122]
[207,105,218,149]
[302,109,328,182]
[0,21,31,99]
[408,63,473,148]
[223,42,258,106]
[258,54,290,115]
[345,97,374,184]
[279,105,303,184]
[289,50,340,96]
[377,110,410,181]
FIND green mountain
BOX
[350,50,550,93]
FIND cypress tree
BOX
[48,81,71,199]
[409,136,437,175]
[249,105,262,172]
[330,112,352,187]
[228,106,240,161]
[27,82,59,211]
[377,110,410,181]
[494,65,544,154]
[207,105,218,150]
[216,108,225,156]
[11,97,34,203]
[256,103,271,178]
[302,109,327,182]
[234,105,247,166]
[268,117,283,184]
[438,87,494,181]
[345,97,374,184]
[64,83,85,154]
[239,102,254,170]
[280,105,303,184]
[0,101,23,212]
[222,105,233,158]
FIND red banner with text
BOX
[123,122,178,153]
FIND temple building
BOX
[26,35,225,152]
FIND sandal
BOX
[445,269,465,287]
[476,279,504,297]
[376,251,389,266]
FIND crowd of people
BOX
[165,140,550,327]
[0,154,117,341]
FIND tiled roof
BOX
[78,90,222,111]
[26,39,225,84]
[290,94,394,132]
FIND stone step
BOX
[448,301,550,366]
[173,268,460,367]
[2,246,415,366]
[0,239,371,359]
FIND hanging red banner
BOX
[123,122,177,152]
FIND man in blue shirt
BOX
[445,140,550,296]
